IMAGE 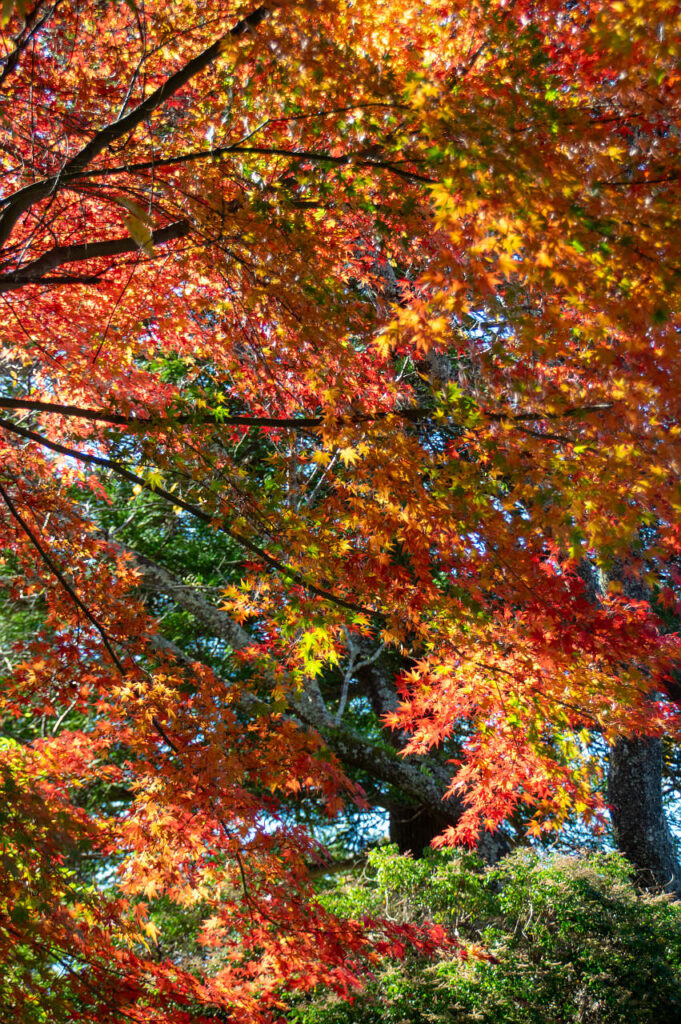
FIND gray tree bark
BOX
[608,736,681,895]
[580,558,681,893]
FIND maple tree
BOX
[1,0,681,1018]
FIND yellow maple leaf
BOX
[143,919,160,943]
[339,447,360,466]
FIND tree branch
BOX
[0,395,612,430]
[0,4,269,248]
[0,221,190,291]
[0,414,370,615]
[65,144,437,185]
[0,0,56,92]
[0,478,126,672]
[0,395,411,429]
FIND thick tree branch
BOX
[129,547,255,653]
[0,221,190,291]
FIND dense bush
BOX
[288,848,681,1024]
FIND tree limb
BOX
[64,144,437,185]
[0,221,189,291]
[0,395,611,430]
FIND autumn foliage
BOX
[1,0,681,1018]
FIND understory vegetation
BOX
[289,848,681,1024]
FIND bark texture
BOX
[580,557,681,894]
[608,737,681,895]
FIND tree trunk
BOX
[608,737,681,895]
[388,801,509,862]
[389,804,449,857]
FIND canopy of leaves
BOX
[1,0,681,1018]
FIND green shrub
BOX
[288,848,681,1024]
